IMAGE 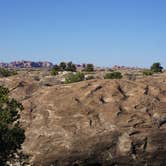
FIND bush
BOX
[51,64,60,75]
[51,68,59,76]
[0,68,17,77]
[84,64,94,72]
[143,70,153,76]
[150,62,163,73]
[0,86,25,165]
[65,72,85,84]
[51,69,58,76]
[104,72,123,79]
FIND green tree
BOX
[104,72,123,79]
[59,62,67,71]
[150,62,163,73]
[66,62,76,72]
[0,86,25,165]
[84,64,94,72]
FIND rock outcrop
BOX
[1,72,166,166]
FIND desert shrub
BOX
[150,62,163,73]
[65,72,85,83]
[51,65,60,75]
[143,70,153,76]
[0,68,17,77]
[51,69,58,76]
[84,64,94,72]
[104,72,122,79]
[0,86,25,165]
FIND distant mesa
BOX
[0,60,53,68]
[112,65,139,70]
[0,61,88,70]
[0,60,143,70]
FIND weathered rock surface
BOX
[1,72,166,166]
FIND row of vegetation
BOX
[51,62,164,84]
[0,68,17,77]
[0,62,163,78]
[51,62,123,83]
[51,62,94,75]
[0,86,25,165]
[64,71,123,84]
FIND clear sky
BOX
[0,0,165,67]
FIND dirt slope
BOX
[0,72,166,166]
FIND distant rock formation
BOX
[112,65,140,70]
[0,60,53,68]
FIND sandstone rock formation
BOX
[0,72,166,166]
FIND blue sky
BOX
[0,0,165,67]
